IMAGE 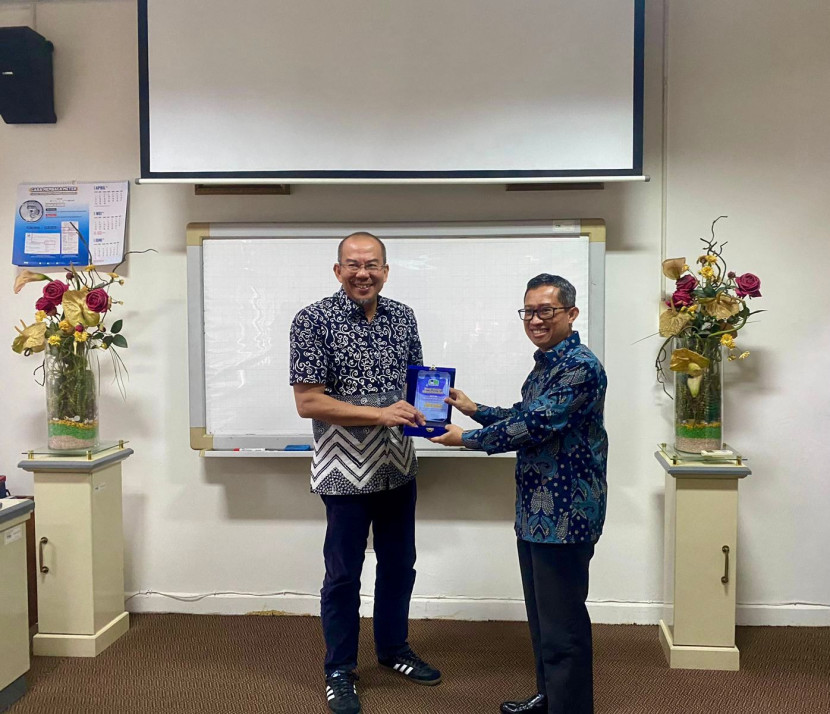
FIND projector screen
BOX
[138,0,644,182]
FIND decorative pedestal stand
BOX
[656,446,750,671]
[0,498,34,711]
[18,443,133,657]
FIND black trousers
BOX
[319,479,417,674]
[517,538,595,714]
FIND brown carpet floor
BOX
[8,615,830,713]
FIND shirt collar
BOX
[534,331,581,366]
[334,287,388,318]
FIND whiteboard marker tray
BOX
[202,449,513,458]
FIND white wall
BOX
[0,0,826,626]
[664,0,830,623]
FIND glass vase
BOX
[44,346,99,451]
[673,335,723,453]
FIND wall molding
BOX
[126,592,830,627]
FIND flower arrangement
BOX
[12,264,129,449]
[657,217,764,451]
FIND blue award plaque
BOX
[403,365,456,438]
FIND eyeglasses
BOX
[517,306,572,321]
[338,262,387,274]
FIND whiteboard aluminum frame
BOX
[186,220,605,452]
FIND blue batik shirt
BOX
[289,288,423,495]
[461,332,608,544]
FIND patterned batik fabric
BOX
[461,332,608,544]
[290,288,423,495]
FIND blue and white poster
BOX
[12,182,128,267]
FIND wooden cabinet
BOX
[0,498,34,710]
[656,449,750,670]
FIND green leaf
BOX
[103,335,113,346]
[111,319,123,334]
[111,334,128,349]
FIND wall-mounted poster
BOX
[12,181,128,267]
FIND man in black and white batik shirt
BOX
[290,232,442,714]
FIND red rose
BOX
[735,273,761,298]
[675,275,698,293]
[666,290,694,308]
[42,280,68,302]
[35,297,58,316]
[85,288,110,313]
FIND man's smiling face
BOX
[522,285,578,351]
[334,234,389,307]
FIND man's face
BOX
[334,235,389,306]
[522,285,579,351]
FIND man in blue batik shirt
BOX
[290,232,442,714]
[431,273,608,714]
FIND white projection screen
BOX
[138,0,644,182]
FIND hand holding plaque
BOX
[403,365,456,438]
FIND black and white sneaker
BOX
[324,670,360,714]
[379,647,442,685]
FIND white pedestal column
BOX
[18,445,133,658]
[656,449,750,671]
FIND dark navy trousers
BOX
[517,539,596,714]
[319,479,417,674]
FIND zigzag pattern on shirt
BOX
[312,431,387,484]
[310,426,415,490]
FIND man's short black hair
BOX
[337,232,387,264]
[525,274,576,306]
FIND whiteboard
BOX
[139,0,644,181]
[187,221,605,451]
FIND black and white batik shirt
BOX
[289,288,423,495]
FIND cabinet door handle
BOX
[721,545,730,584]
[39,536,50,574]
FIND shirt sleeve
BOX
[289,308,329,385]
[470,403,522,427]
[407,308,424,366]
[461,362,601,454]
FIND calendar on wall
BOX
[12,181,129,267]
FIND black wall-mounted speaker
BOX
[0,26,57,124]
